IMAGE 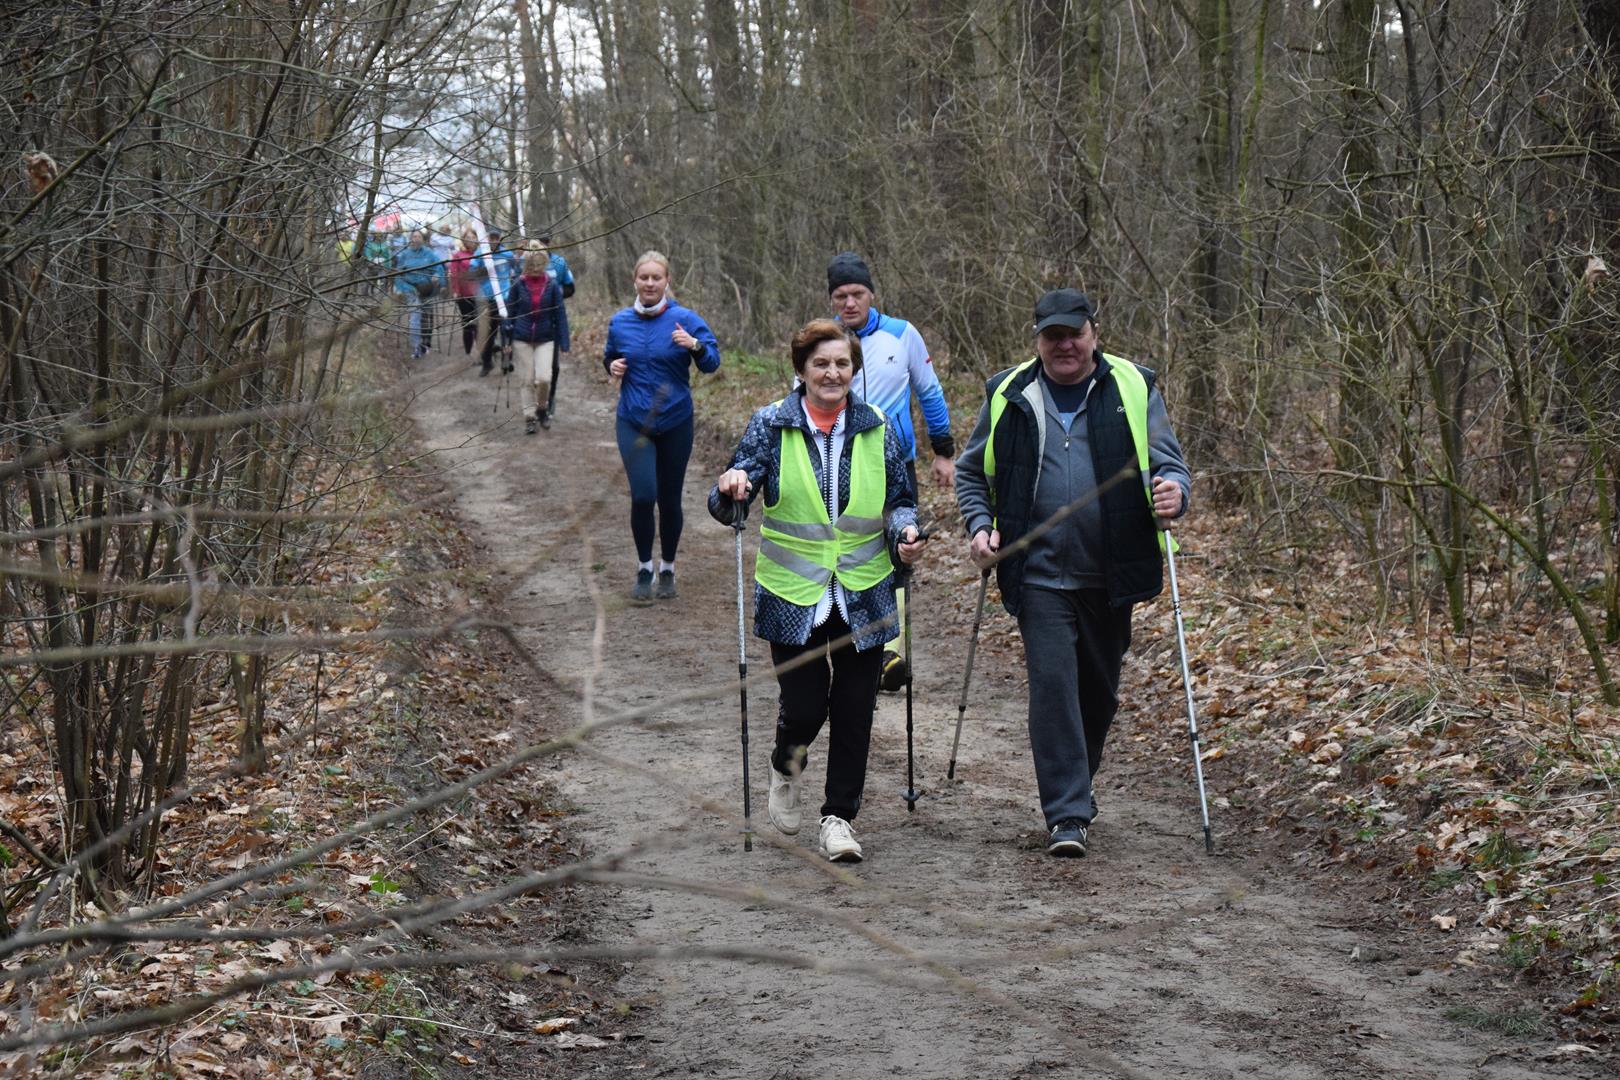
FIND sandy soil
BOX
[403,341,1605,1080]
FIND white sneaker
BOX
[767,768,801,835]
[819,815,863,863]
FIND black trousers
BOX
[455,296,478,354]
[769,609,884,821]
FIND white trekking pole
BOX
[467,203,512,407]
[1162,526,1214,854]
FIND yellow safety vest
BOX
[984,355,1173,551]
[757,412,893,605]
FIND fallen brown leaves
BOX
[1114,505,1619,1043]
[0,347,617,1077]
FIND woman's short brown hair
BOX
[790,318,863,377]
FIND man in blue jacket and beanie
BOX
[473,227,520,376]
[825,251,955,691]
[955,288,1191,859]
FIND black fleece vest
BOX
[988,358,1164,614]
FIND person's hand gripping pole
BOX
[720,473,754,851]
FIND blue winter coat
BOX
[602,302,720,434]
[392,244,446,294]
[503,275,570,349]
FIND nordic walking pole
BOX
[900,528,930,812]
[946,568,991,781]
[1162,525,1214,854]
[732,512,754,852]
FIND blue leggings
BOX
[615,415,695,564]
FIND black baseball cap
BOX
[1032,288,1096,334]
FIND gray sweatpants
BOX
[1016,586,1132,827]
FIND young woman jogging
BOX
[603,251,721,601]
[708,319,928,863]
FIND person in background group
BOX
[537,233,575,298]
[473,227,520,376]
[363,231,391,291]
[955,288,1191,859]
[825,252,954,692]
[533,234,575,420]
[448,228,481,356]
[505,247,570,434]
[603,250,721,602]
[429,226,457,268]
[392,229,446,358]
[709,319,929,863]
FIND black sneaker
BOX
[631,569,654,602]
[480,364,492,377]
[1046,819,1088,858]
[524,416,538,435]
[538,409,552,430]
[878,649,908,692]
[655,569,677,600]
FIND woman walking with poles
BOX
[604,251,721,601]
[504,246,569,434]
[709,319,928,863]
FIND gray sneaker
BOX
[1047,819,1088,858]
[655,569,677,599]
[631,568,654,602]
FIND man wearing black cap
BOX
[955,288,1191,857]
[825,252,956,690]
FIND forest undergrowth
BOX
[0,340,615,1079]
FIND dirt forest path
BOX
[403,342,1599,1080]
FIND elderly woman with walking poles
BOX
[604,250,721,602]
[709,319,929,863]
